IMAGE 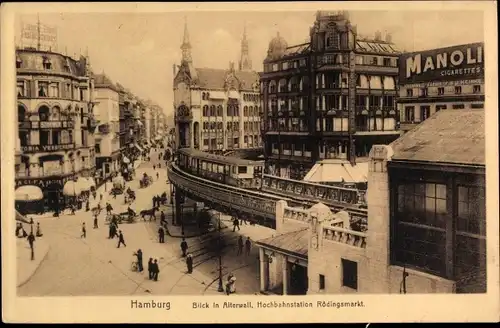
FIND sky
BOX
[15,9,484,120]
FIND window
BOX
[319,274,325,290]
[42,57,52,69]
[404,106,415,122]
[383,58,391,66]
[341,259,357,290]
[457,186,485,236]
[95,143,101,154]
[203,139,209,146]
[473,85,481,94]
[471,103,484,109]
[406,89,413,97]
[17,81,25,97]
[436,105,447,112]
[453,104,465,109]
[455,86,462,94]
[237,166,247,174]
[38,81,48,97]
[371,57,378,65]
[421,88,428,97]
[437,87,445,95]
[40,130,50,146]
[49,83,59,98]
[420,106,431,121]
[395,182,447,275]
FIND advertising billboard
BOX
[21,22,58,51]
[399,42,484,85]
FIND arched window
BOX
[38,105,50,121]
[18,105,26,122]
[244,106,248,117]
[210,105,216,117]
[278,79,287,93]
[217,105,223,116]
[289,76,299,92]
[51,106,61,121]
[249,106,254,116]
[202,92,206,100]
[203,105,209,116]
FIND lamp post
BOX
[217,211,224,293]
[180,201,185,236]
[277,111,283,177]
[29,217,34,234]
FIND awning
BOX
[16,210,31,223]
[134,143,143,152]
[228,90,240,99]
[77,177,91,191]
[209,91,226,99]
[122,156,131,164]
[15,185,43,201]
[63,180,82,197]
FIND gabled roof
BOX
[356,39,400,54]
[390,109,485,166]
[194,67,259,91]
[255,228,309,259]
[93,73,118,92]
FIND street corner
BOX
[16,237,51,288]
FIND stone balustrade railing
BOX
[322,226,367,248]
[262,174,366,207]
[283,205,310,223]
[168,164,279,219]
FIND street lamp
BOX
[180,202,185,236]
[277,111,283,177]
[29,217,34,234]
[217,211,224,293]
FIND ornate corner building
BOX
[173,19,261,153]
[15,47,98,214]
[260,11,401,180]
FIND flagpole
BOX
[37,13,41,50]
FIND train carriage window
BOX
[238,166,248,174]
[233,166,237,174]
[202,162,207,170]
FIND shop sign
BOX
[399,42,484,84]
[39,121,74,129]
[15,176,71,189]
[21,143,75,153]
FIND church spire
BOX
[181,16,192,63]
[239,22,252,71]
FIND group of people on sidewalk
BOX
[132,249,161,281]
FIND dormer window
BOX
[42,57,52,70]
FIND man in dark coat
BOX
[186,253,193,274]
[93,215,98,229]
[160,211,166,224]
[134,249,143,272]
[232,217,240,232]
[180,238,188,257]
[158,226,165,243]
[81,222,87,238]
[147,258,154,280]
[152,259,160,281]
[245,237,251,256]
[117,230,126,248]
[236,236,243,256]
[27,232,36,260]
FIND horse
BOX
[140,207,158,221]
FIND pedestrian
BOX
[113,190,117,199]
[36,222,43,237]
[186,253,193,274]
[158,226,165,243]
[232,217,240,232]
[86,200,90,212]
[245,237,251,256]
[97,202,102,214]
[152,259,160,281]
[71,203,76,215]
[156,172,159,180]
[236,236,243,256]
[100,193,103,201]
[152,196,156,208]
[27,231,35,250]
[117,230,126,248]
[160,211,166,224]
[93,215,98,229]
[180,238,188,257]
[81,222,86,238]
[108,223,114,239]
[158,163,161,169]
[148,258,153,279]
[153,165,156,171]
[134,249,143,272]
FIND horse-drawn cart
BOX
[106,212,137,224]
[139,174,153,188]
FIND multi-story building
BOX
[256,108,485,295]
[93,73,121,181]
[398,42,484,133]
[260,11,401,179]
[173,20,261,152]
[15,47,97,214]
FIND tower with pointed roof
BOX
[181,16,192,64]
[239,24,252,71]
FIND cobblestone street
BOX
[17,148,275,296]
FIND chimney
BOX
[385,33,392,43]
[374,31,382,41]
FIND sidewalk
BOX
[17,236,50,287]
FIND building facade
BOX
[15,47,97,214]
[93,73,121,181]
[256,109,485,294]
[173,20,261,153]
[398,42,485,133]
[260,11,401,180]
